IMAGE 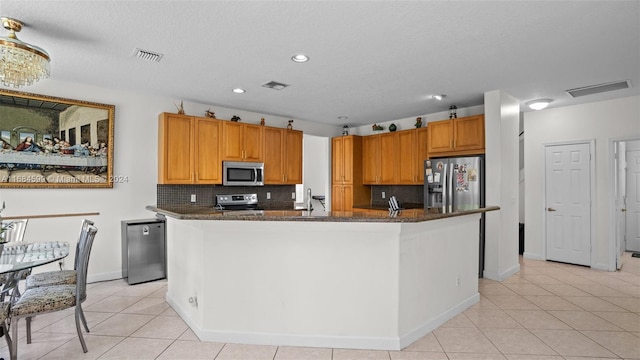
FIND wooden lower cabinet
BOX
[332,184,353,211]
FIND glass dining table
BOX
[0,241,70,298]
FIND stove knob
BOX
[251,195,256,200]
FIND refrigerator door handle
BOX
[449,165,454,212]
[441,164,447,212]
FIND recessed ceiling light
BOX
[432,94,446,101]
[232,88,245,94]
[291,54,309,63]
[526,99,552,110]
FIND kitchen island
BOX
[147,205,498,350]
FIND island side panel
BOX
[165,218,206,329]
[197,220,401,349]
[398,214,481,347]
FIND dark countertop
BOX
[146,205,499,223]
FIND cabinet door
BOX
[158,114,193,184]
[362,135,379,184]
[416,127,429,183]
[379,132,398,184]
[331,184,344,211]
[243,124,264,161]
[264,127,284,184]
[332,137,344,183]
[222,122,243,161]
[284,130,303,184]
[428,119,454,153]
[454,115,485,151]
[194,118,222,184]
[397,130,416,184]
[342,185,353,211]
[342,136,354,184]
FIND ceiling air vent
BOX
[133,48,163,63]
[262,81,289,90]
[566,80,631,98]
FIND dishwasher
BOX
[121,217,166,285]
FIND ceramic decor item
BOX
[415,117,422,128]
[205,109,216,118]
[287,120,294,129]
[231,115,241,122]
[389,123,397,132]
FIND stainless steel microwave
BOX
[222,161,264,186]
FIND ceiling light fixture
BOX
[0,17,50,88]
[432,94,446,101]
[526,99,552,110]
[232,88,246,94]
[291,54,309,63]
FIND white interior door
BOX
[545,143,591,266]
[626,149,640,252]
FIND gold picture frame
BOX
[0,89,115,188]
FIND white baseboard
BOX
[483,263,521,281]
[87,271,123,284]
[398,292,480,349]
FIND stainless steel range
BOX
[215,193,263,215]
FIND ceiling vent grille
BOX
[262,81,289,90]
[133,48,163,63]
[566,80,631,98]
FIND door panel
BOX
[545,143,591,266]
[626,150,640,251]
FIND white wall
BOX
[0,79,341,282]
[303,134,330,211]
[523,95,640,271]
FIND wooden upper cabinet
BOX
[158,113,193,184]
[158,113,221,184]
[332,135,356,184]
[416,127,429,183]
[264,127,302,184]
[454,115,485,151]
[362,135,379,184]
[379,132,398,184]
[428,115,485,156]
[194,117,222,184]
[264,127,284,183]
[284,130,303,184]
[427,119,454,153]
[397,130,416,184]
[222,122,264,162]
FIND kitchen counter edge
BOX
[146,205,500,223]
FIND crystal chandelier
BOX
[0,17,50,88]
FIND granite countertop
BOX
[146,205,499,223]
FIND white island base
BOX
[165,213,481,351]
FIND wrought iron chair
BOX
[9,225,98,359]
[25,219,94,289]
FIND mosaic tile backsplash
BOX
[370,185,424,208]
[157,184,297,209]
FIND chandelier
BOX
[0,17,50,88]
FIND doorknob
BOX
[547,207,557,212]
[621,208,627,212]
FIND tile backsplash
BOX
[370,185,423,208]
[157,184,296,209]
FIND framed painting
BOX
[0,89,115,188]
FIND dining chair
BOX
[9,225,98,359]
[0,301,13,360]
[0,219,28,244]
[25,219,94,289]
[0,219,29,295]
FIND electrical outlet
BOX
[382,191,386,199]
[190,194,196,203]
[291,192,296,200]
[267,192,271,200]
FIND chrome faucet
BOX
[307,188,313,211]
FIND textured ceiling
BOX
[1,1,638,126]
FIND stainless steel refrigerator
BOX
[424,155,485,276]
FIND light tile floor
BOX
[0,253,638,359]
